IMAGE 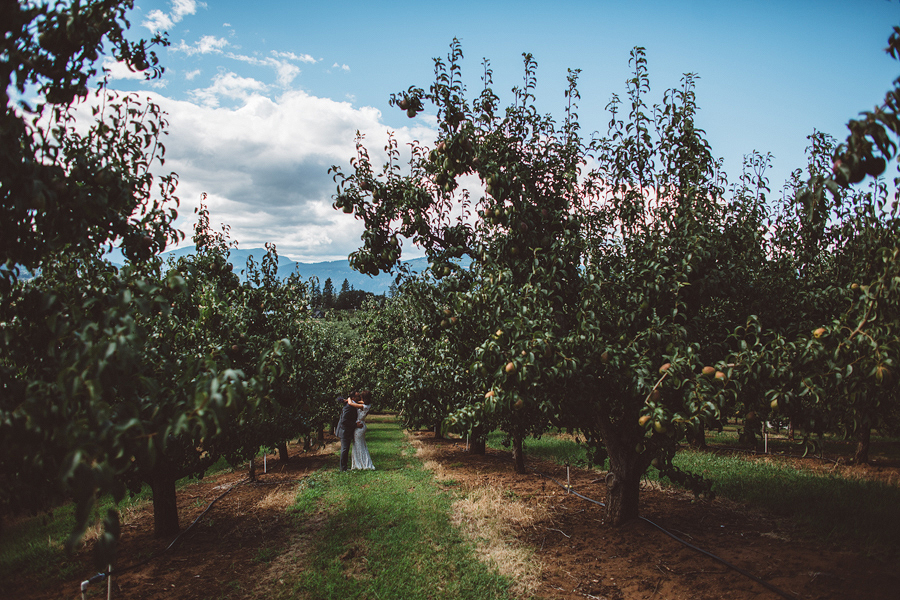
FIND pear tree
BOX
[331,40,587,473]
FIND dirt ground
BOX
[9,432,900,600]
[411,433,900,600]
[8,447,330,600]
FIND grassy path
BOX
[275,415,514,600]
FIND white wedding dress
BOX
[351,404,375,470]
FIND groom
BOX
[336,395,358,471]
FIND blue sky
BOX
[99,0,900,262]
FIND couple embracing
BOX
[336,390,375,471]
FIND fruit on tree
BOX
[505,361,516,373]
[638,415,651,427]
[659,362,671,374]
[702,366,716,377]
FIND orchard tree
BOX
[330,40,586,473]
[331,41,778,524]
[0,0,186,563]
[116,205,290,537]
[733,24,900,465]
[2,0,169,281]
[219,242,325,467]
[359,272,489,444]
[797,28,900,463]
[565,53,776,523]
[339,293,412,414]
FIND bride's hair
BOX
[360,390,372,404]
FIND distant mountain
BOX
[148,246,431,295]
[14,247,465,295]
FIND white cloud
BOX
[273,51,317,64]
[174,35,229,55]
[172,47,310,88]
[133,88,437,261]
[184,69,201,81]
[226,52,301,87]
[188,71,268,107]
[332,63,350,72]
[143,0,204,33]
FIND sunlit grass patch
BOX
[487,430,589,467]
[450,486,545,598]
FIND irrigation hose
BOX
[79,477,248,598]
[637,515,799,600]
[530,465,798,600]
[78,472,316,597]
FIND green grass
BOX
[253,546,279,564]
[702,422,900,461]
[486,430,589,466]
[279,416,514,600]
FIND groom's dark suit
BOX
[338,399,357,471]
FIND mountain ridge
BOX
[151,246,429,295]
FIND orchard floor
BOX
[412,433,900,600]
[9,429,900,600]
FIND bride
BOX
[350,390,375,470]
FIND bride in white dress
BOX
[351,390,375,470]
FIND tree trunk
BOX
[687,422,707,449]
[150,458,180,538]
[468,426,486,455]
[278,441,289,463]
[303,436,312,451]
[248,456,257,482]
[598,415,643,526]
[854,426,871,465]
[434,422,444,440]
[511,431,526,474]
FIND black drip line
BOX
[79,476,308,597]
[78,454,800,600]
[530,466,799,600]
